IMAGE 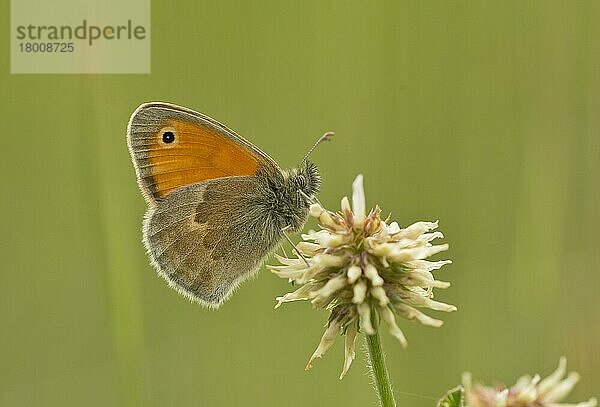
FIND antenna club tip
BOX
[302,131,335,163]
[322,131,335,141]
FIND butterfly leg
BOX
[281,225,310,267]
[279,242,288,257]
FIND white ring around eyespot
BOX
[158,126,178,146]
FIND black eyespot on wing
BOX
[162,131,175,143]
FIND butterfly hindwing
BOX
[143,176,283,307]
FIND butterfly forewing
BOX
[127,102,279,202]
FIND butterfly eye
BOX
[297,175,307,188]
[160,127,177,144]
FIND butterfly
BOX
[127,102,332,308]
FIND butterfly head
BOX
[270,161,320,232]
[292,160,321,200]
[261,132,330,231]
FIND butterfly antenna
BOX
[281,225,310,267]
[301,131,335,165]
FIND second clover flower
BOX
[269,175,457,378]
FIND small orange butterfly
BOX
[127,102,332,307]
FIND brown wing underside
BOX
[143,177,282,307]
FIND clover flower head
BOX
[463,357,597,407]
[268,175,456,378]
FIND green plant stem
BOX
[365,307,397,407]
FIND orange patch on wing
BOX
[147,118,260,198]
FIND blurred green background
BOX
[2,1,599,406]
